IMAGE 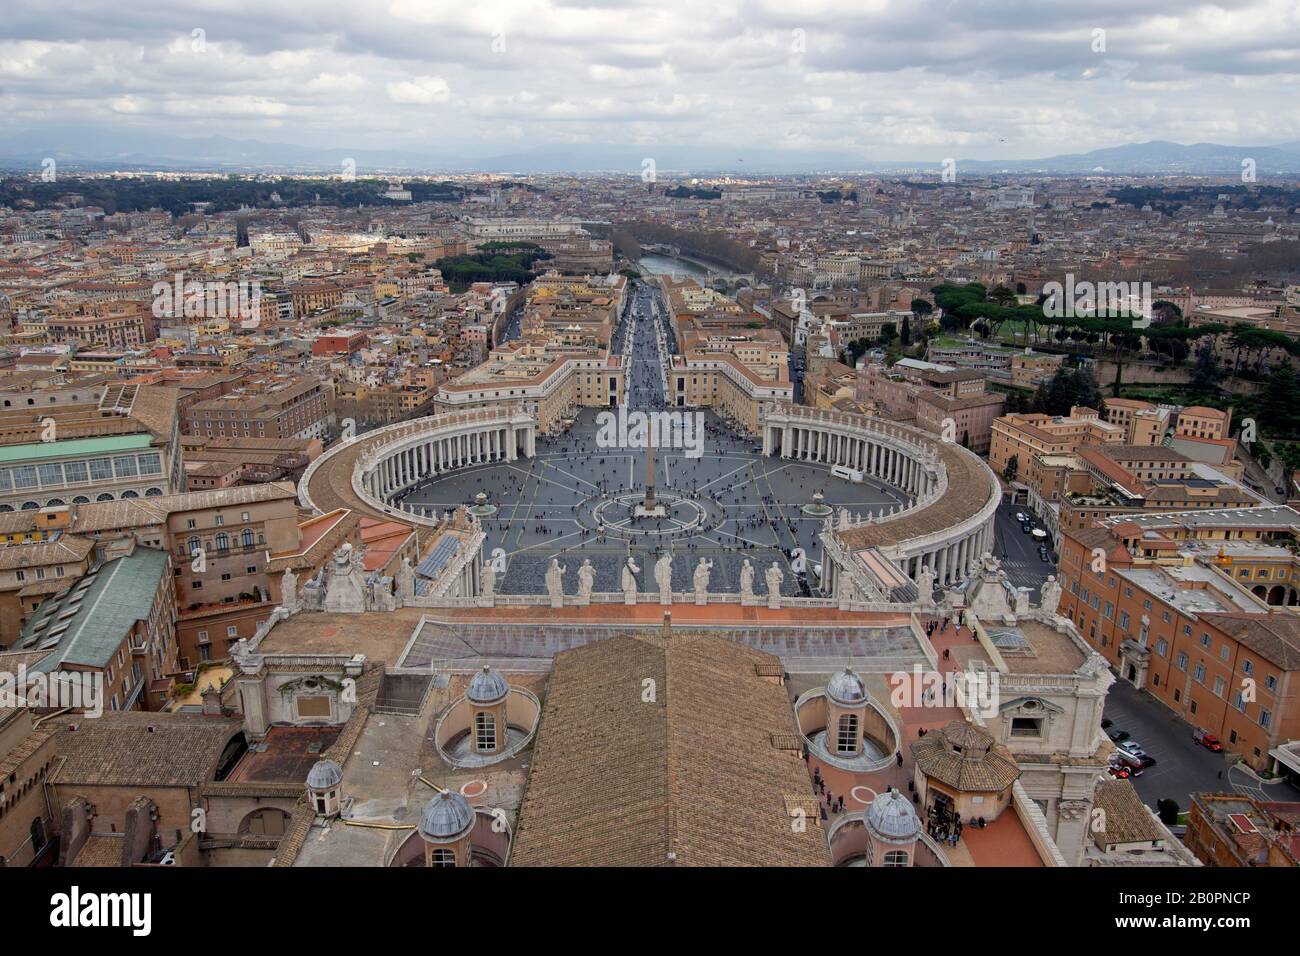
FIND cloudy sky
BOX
[3,0,1299,166]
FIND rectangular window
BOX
[88,458,113,481]
[38,462,62,486]
[1010,717,1043,737]
[114,456,138,478]
[11,465,37,489]
[63,461,87,483]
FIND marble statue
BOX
[1039,574,1062,616]
[480,558,497,601]
[837,507,851,530]
[915,563,935,601]
[621,556,640,604]
[545,558,567,607]
[654,551,673,605]
[739,559,756,603]
[765,561,784,609]
[281,567,298,609]
[396,557,416,604]
[578,559,596,601]
[693,557,713,604]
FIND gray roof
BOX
[18,547,170,673]
[306,759,343,790]
[865,789,921,844]
[466,665,509,703]
[825,667,867,705]
[419,790,475,842]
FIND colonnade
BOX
[366,423,535,500]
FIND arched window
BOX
[188,537,201,556]
[121,490,139,499]
[836,713,859,753]
[95,493,113,502]
[242,529,254,549]
[215,532,229,552]
[239,808,289,836]
[883,850,909,867]
[430,848,456,867]
[475,711,496,752]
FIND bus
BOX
[831,465,864,483]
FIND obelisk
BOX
[634,415,666,517]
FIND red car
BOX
[1193,728,1224,752]
[1107,765,1131,779]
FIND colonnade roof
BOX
[836,440,997,551]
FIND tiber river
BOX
[636,252,740,280]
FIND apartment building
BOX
[45,304,150,350]
[0,708,59,867]
[1184,793,1300,867]
[13,545,177,712]
[0,530,95,649]
[670,329,793,434]
[1056,508,1300,771]
[183,377,333,442]
[990,407,1125,491]
[0,383,183,512]
[1100,398,1171,446]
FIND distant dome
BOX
[467,665,509,703]
[865,789,921,845]
[826,667,867,705]
[420,790,475,842]
[306,759,343,790]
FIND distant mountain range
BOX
[2,129,1300,177]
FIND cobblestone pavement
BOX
[398,281,907,595]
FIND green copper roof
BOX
[21,548,170,674]
[0,433,154,465]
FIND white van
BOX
[831,465,864,483]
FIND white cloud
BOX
[385,75,451,104]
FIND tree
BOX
[1003,454,1020,483]
[900,314,912,346]
[911,298,934,318]
[1189,341,1223,396]
[1156,799,1180,827]
[1260,361,1300,428]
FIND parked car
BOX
[1111,752,1144,775]
[1106,765,1131,779]
[1021,523,1034,534]
[1014,511,1028,523]
[1118,739,1145,757]
[1193,728,1224,752]
[1038,545,1050,560]
[1101,718,1113,730]
[1107,729,1130,743]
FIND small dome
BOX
[825,667,867,705]
[467,665,509,703]
[865,789,921,844]
[420,790,475,842]
[306,759,343,790]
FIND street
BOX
[990,501,1055,600]
[1102,677,1300,814]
